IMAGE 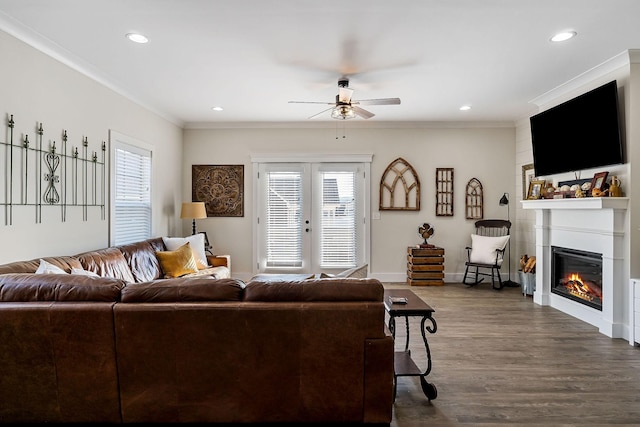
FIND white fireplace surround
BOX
[522,197,629,339]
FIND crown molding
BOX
[0,12,184,127]
[529,50,634,107]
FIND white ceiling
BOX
[0,0,639,128]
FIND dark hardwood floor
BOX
[384,282,640,427]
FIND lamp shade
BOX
[499,193,509,206]
[180,202,207,219]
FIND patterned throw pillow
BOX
[156,243,199,278]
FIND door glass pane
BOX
[320,171,357,268]
[265,171,303,267]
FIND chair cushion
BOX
[469,234,510,265]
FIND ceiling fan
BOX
[288,78,401,120]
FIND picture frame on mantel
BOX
[591,171,609,192]
[527,179,545,200]
[522,163,536,200]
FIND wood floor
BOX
[384,282,640,427]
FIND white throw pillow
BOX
[35,259,68,274]
[163,234,209,269]
[71,267,101,277]
[469,234,510,265]
[335,264,368,278]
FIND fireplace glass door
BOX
[551,246,603,310]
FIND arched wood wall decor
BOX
[435,168,454,216]
[465,178,484,219]
[379,157,420,211]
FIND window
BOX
[110,131,152,246]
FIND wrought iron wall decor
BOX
[465,177,483,219]
[435,168,454,216]
[1,114,106,225]
[379,157,420,211]
[192,164,244,217]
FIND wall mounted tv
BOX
[530,80,624,177]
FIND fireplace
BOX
[551,246,602,311]
[522,197,629,339]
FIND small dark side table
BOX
[383,289,438,401]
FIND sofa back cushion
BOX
[0,273,126,302]
[243,278,384,302]
[0,256,83,275]
[75,247,136,283]
[120,278,245,303]
[117,238,164,283]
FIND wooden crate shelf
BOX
[407,246,445,286]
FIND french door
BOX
[254,157,370,275]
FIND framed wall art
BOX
[435,168,454,216]
[192,165,244,217]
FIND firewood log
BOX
[524,256,536,273]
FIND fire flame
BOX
[568,273,582,283]
[563,273,600,302]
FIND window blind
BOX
[319,171,357,268]
[265,171,303,267]
[113,145,151,246]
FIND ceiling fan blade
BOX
[354,98,401,106]
[352,106,375,119]
[308,106,334,119]
[289,101,335,105]
[338,87,354,103]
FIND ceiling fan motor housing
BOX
[338,78,349,88]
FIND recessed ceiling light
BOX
[459,105,471,111]
[125,33,148,44]
[550,31,577,42]
[211,106,224,111]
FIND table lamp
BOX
[180,202,207,235]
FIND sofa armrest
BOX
[206,254,231,271]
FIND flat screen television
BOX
[530,80,624,177]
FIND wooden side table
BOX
[407,246,445,286]
[384,289,438,401]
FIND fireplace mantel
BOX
[522,197,629,210]
[522,197,629,339]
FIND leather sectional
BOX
[0,238,394,424]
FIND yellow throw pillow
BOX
[156,243,199,278]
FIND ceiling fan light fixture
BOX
[331,105,356,120]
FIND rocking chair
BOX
[462,219,511,290]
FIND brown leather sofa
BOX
[0,238,394,424]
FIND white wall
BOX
[183,125,516,281]
[0,30,183,263]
